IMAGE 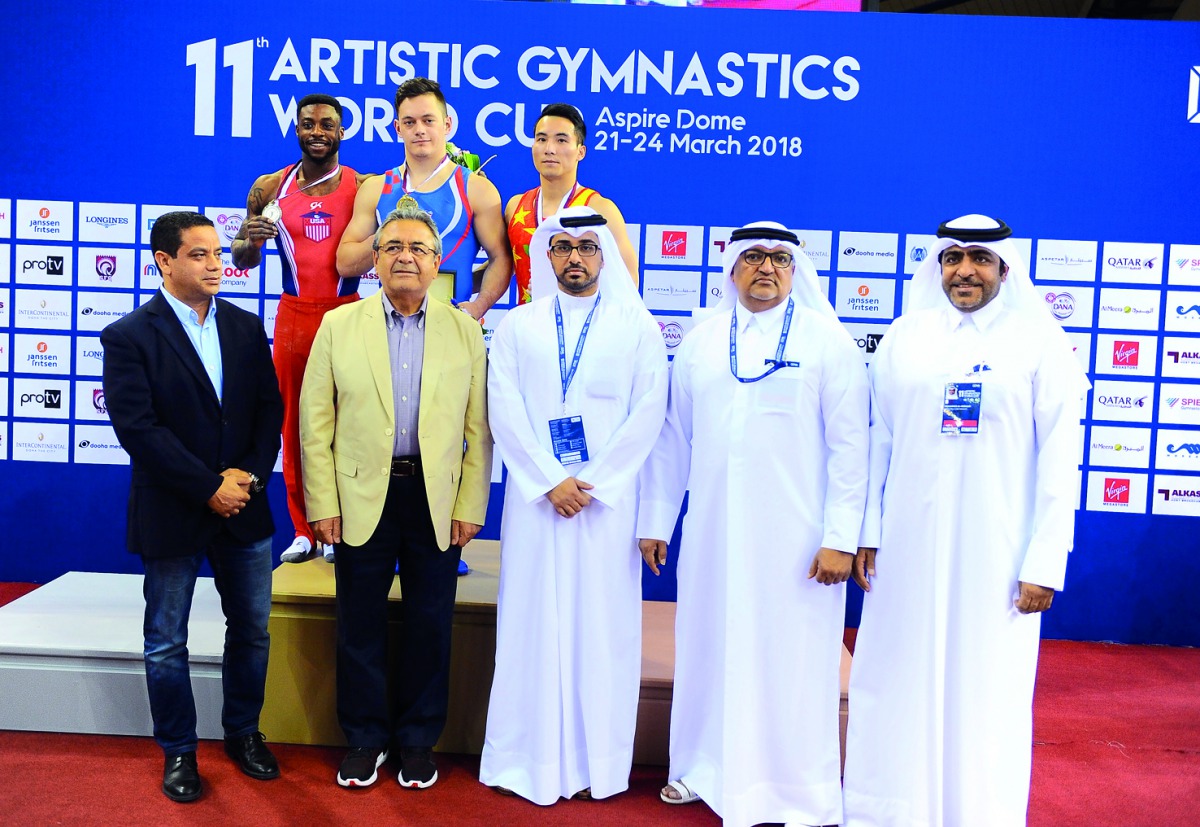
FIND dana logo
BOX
[661,232,687,258]
[1176,305,1200,317]
[22,255,65,275]
[38,207,50,219]
[92,388,107,414]
[1167,443,1200,455]
[215,213,242,241]
[1044,291,1076,320]
[1097,395,1148,409]
[658,321,684,349]
[1103,477,1130,504]
[20,390,62,408]
[909,246,927,263]
[95,255,117,280]
[1112,341,1139,367]
[1107,256,1157,270]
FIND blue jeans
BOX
[142,534,272,756]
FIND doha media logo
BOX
[1190,66,1200,123]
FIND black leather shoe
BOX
[162,752,202,802]
[224,731,280,780]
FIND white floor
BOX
[0,572,226,738]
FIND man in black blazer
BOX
[102,211,284,802]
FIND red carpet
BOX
[1,580,1196,824]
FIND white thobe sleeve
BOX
[636,342,695,542]
[818,329,871,554]
[486,315,571,504]
[859,334,894,549]
[1018,333,1087,591]
[580,314,669,509]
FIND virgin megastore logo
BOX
[645,226,703,266]
[1095,334,1155,376]
[1086,470,1147,514]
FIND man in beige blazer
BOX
[300,200,491,792]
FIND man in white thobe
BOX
[637,221,869,827]
[842,215,1089,827]
[479,206,668,804]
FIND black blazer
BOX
[101,291,283,558]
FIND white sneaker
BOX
[322,543,336,564]
[280,536,315,564]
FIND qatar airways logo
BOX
[1103,477,1131,505]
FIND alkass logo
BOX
[1103,477,1131,504]
[1112,340,1139,367]
[661,231,687,258]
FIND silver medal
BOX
[262,201,282,224]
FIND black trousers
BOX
[334,474,462,749]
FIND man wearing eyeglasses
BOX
[299,201,492,792]
[637,221,868,826]
[479,206,667,804]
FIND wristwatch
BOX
[247,473,264,494]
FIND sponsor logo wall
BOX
[3,198,1198,524]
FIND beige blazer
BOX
[300,294,492,549]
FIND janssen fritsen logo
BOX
[660,231,687,258]
[1044,291,1076,320]
[1112,341,1139,368]
[1103,477,1131,505]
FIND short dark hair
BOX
[296,93,343,122]
[537,103,586,144]
[394,77,447,117]
[150,212,215,258]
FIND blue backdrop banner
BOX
[2,1,1198,646]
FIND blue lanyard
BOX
[729,297,800,383]
[556,293,601,403]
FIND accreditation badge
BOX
[549,416,589,465]
[942,382,982,435]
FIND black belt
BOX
[391,456,422,477]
